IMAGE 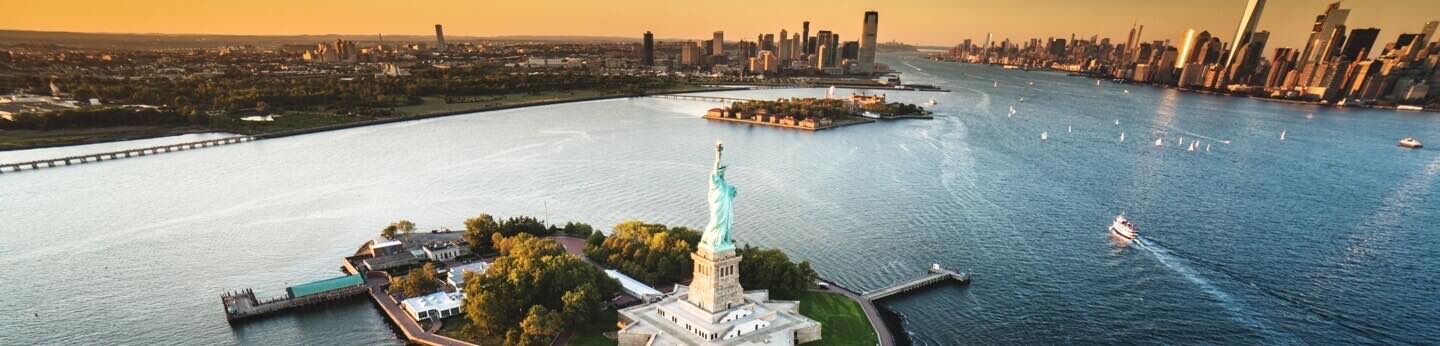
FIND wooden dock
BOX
[0,135,255,174]
[861,264,971,301]
[222,285,368,322]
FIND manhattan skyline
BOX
[6,0,1438,49]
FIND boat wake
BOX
[1133,238,1288,342]
[903,62,923,71]
[1166,127,1232,144]
[1141,237,1405,344]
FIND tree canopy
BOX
[584,220,701,285]
[463,233,619,344]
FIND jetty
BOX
[221,274,369,322]
[861,264,971,301]
[0,135,255,174]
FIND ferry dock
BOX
[221,274,369,322]
[862,263,971,301]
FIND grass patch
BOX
[568,308,620,346]
[435,316,502,346]
[798,291,877,346]
[0,126,210,150]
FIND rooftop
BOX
[287,275,363,298]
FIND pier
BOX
[861,264,971,301]
[0,135,255,174]
[222,275,368,322]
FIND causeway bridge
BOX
[643,94,756,103]
[861,264,971,301]
[0,136,254,174]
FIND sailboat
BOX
[1041,132,1049,140]
[993,81,999,88]
[1120,132,1126,142]
[1096,80,1102,86]
[1178,137,1184,145]
[1154,138,1164,147]
[1206,144,1211,152]
[1280,129,1287,140]
[1187,142,1197,151]
[1068,126,1073,133]
[1009,105,1017,117]
[1019,97,1025,103]
[826,86,837,99]
[1114,119,1120,126]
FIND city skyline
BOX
[7,0,1438,49]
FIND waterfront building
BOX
[421,242,463,261]
[617,144,821,345]
[1176,29,1197,69]
[606,269,664,303]
[858,10,879,73]
[400,291,463,322]
[434,24,446,51]
[446,261,490,290]
[1225,0,1267,68]
[1227,31,1269,85]
[643,31,655,66]
[681,42,701,67]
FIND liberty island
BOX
[617,142,824,345]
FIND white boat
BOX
[1009,105,1017,116]
[1206,144,1212,152]
[1068,126,1073,133]
[1041,132,1049,140]
[860,111,881,119]
[1109,215,1139,240]
[926,98,938,106]
[993,81,999,88]
[1178,137,1184,145]
[1280,129,1287,140]
[1123,90,1131,94]
[1019,97,1025,103]
[1397,105,1423,111]
[1188,142,1197,151]
[1399,137,1423,149]
[826,86,836,99]
[1120,132,1126,142]
[1096,80,1102,86]
[1114,119,1120,126]
[1154,138,1164,147]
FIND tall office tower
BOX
[1421,20,1439,46]
[791,33,801,60]
[1340,28,1380,61]
[712,31,725,56]
[642,31,655,66]
[762,33,776,51]
[1225,0,1267,68]
[434,24,446,51]
[802,21,811,55]
[817,41,832,69]
[778,30,790,61]
[842,41,860,60]
[1185,31,1212,65]
[1227,31,1269,84]
[1298,1,1349,67]
[1123,25,1138,62]
[703,39,715,56]
[1176,29,1197,69]
[816,30,833,67]
[858,11,879,73]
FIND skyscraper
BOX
[801,21,810,56]
[1176,29,1197,69]
[1298,1,1349,67]
[434,24,446,51]
[858,11,879,73]
[712,31,725,56]
[1225,0,1267,68]
[778,29,790,61]
[1421,20,1439,46]
[1340,28,1380,61]
[642,31,655,66]
[1227,31,1269,84]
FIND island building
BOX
[617,143,821,345]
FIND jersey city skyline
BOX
[6,0,1438,49]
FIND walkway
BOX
[363,272,475,346]
[814,279,895,346]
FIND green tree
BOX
[390,262,441,298]
[561,283,600,327]
[518,305,564,345]
[464,213,500,253]
[390,220,416,242]
[465,234,620,340]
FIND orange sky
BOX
[5,0,1436,50]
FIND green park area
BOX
[798,291,878,346]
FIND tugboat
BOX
[1399,137,1423,149]
[1109,215,1139,240]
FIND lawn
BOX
[568,308,620,346]
[798,291,878,346]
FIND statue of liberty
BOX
[700,141,737,253]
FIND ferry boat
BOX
[1399,137,1423,149]
[926,98,938,106]
[1109,215,1139,240]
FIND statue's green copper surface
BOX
[700,141,737,253]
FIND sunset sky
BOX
[6,0,1437,50]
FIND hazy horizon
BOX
[5,0,1438,50]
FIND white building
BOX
[606,269,663,302]
[422,242,462,262]
[400,291,463,322]
[447,261,490,290]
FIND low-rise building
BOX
[400,291,463,322]
[447,261,491,290]
[422,242,462,262]
[605,269,663,303]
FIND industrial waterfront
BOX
[2,54,1438,344]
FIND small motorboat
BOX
[1041,132,1048,141]
[1154,138,1164,147]
[1109,215,1138,240]
[1399,137,1423,149]
[926,98,938,106]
